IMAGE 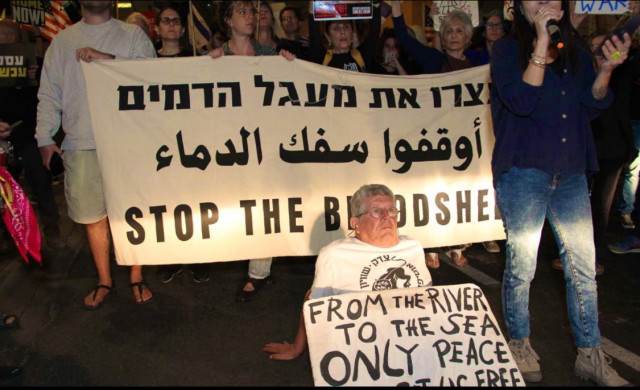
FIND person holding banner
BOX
[392,1,480,268]
[257,2,279,51]
[154,7,191,58]
[308,0,381,72]
[152,6,211,285]
[36,1,157,308]
[391,1,483,74]
[490,0,630,386]
[208,0,295,303]
[276,6,309,61]
[263,184,432,360]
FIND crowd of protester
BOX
[0,0,639,385]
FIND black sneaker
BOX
[190,264,210,283]
[156,265,183,284]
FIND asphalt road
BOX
[0,180,638,386]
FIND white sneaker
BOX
[575,347,630,386]
[508,338,542,382]
[621,214,635,229]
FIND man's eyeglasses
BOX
[357,207,399,219]
[160,17,181,26]
[486,22,503,30]
[281,15,298,22]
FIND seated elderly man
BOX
[264,184,432,360]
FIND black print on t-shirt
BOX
[373,259,411,290]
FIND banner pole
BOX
[189,0,197,56]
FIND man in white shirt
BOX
[36,0,156,308]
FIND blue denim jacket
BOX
[490,38,612,182]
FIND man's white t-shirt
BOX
[310,236,432,299]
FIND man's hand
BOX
[207,48,224,59]
[39,144,63,170]
[279,49,296,61]
[76,47,115,63]
[27,64,39,80]
[263,341,304,360]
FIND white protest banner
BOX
[431,1,480,31]
[304,284,524,386]
[575,0,630,14]
[81,57,504,266]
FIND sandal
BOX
[425,252,440,269]
[448,250,468,267]
[129,280,153,305]
[0,313,18,329]
[83,284,114,311]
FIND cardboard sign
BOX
[575,0,631,14]
[431,1,480,30]
[0,43,37,88]
[504,1,515,21]
[313,0,373,21]
[304,284,524,386]
[11,0,46,27]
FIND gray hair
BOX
[482,9,504,26]
[439,10,473,45]
[350,184,395,217]
[125,12,150,37]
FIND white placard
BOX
[575,0,631,14]
[304,284,525,386]
[431,1,480,30]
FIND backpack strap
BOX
[323,48,366,71]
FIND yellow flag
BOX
[1,8,6,19]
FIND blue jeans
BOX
[619,120,640,215]
[496,167,600,348]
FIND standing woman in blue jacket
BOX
[490,1,630,386]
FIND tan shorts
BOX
[63,150,107,224]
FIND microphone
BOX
[546,19,564,50]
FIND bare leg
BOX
[83,218,112,307]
